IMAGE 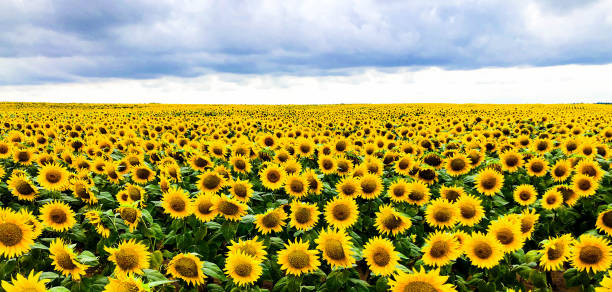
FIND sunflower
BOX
[71,178,97,204]
[7,173,38,201]
[597,273,612,292]
[474,168,504,196]
[193,193,218,222]
[197,170,226,194]
[227,236,267,261]
[467,149,484,167]
[551,159,572,182]
[518,209,540,239]
[440,185,465,203]
[513,184,538,206]
[539,234,574,271]
[12,148,35,165]
[362,236,399,276]
[335,176,361,198]
[394,155,415,175]
[532,138,553,154]
[0,210,35,258]
[104,275,147,292]
[49,238,88,280]
[188,153,212,172]
[526,157,548,177]
[229,179,253,203]
[324,196,359,230]
[597,209,612,236]
[167,253,206,286]
[277,238,321,276]
[117,206,141,232]
[289,201,320,231]
[1,271,49,292]
[318,155,337,175]
[161,163,182,183]
[425,198,458,229]
[455,194,485,227]
[230,154,251,174]
[161,187,193,219]
[39,200,76,232]
[573,174,599,197]
[0,141,11,159]
[405,180,431,206]
[296,138,315,157]
[374,205,412,236]
[388,267,457,292]
[335,156,354,176]
[18,209,43,238]
[571,234,612,273]
[575,159,603,182]
[541,188,563,210]
[212,196,247,221]
[499,150,523,172]
[255,207,287,234]
[359,173,384,200]
[105,239,151,276]
[464,232,504,269]
[282,158,302,175]
[445,154,471,176]
[417,166,438,185]
[285,174,309,198]
[383,179,409,202]
[422,231,461,267]
[131,165,155,184]
[301,169,322,195]
[225,251,263,287]
[315,228,356,269]
[124,183,146,205]
[488,217,525,253]
[260,164,287,190]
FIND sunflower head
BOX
[363,237,399,276]
[289,201,320,231]
[254,208,287,234]
[277,239,321,276]
[167,253,206,286]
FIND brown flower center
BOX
[429,240,449,258]
[15,179,35,195]
[450,158,466,171]
[218,200,239,215]
[324,239,346,260]
[261,212,281,228]
[121,208,138,223]
[474,241,493,259]
[372,249,390,266]
[495,228,514,245]
[49,208,67,224]
[202,174,221,190]
[332,204,350,221]
[288,249,310,269]
[460,204,476,219]
[266,170,280,183]
[115,248,138,271]
[174,257,198,278]
[234,262,253,277]
[56,249,77,270]
[169,196,186,212]
[579,246,603,264]
[45,170,62,183]
[294,207,311,224]
[0,223,23,246]
[403,282,437,292]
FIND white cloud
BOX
[1,64,610,104]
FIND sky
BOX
[1,0,612,104]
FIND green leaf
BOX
[202,261,226,281]
[49,287,71,292]
[39,272,60,280]
[77,250,99,266]
[143,269,168,282]
[148,279,176,287]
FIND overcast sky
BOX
[1,0,612,103]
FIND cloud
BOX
[1,64,611,104]
[1,0,612,85]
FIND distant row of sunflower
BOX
[0,103,611,292]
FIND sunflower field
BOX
[0,103,611,292]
